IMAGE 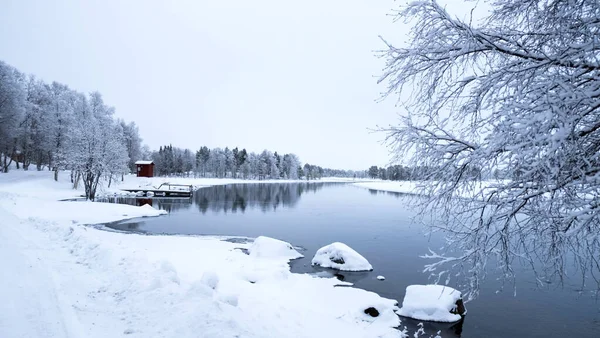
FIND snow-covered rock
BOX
[311,242,373,271]
[249,236,303,260]
[377,275,385,281]
[397,285,466,322]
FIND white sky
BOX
[1,0,480,170]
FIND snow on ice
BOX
[312,242,373,271]
[397,285,466,323]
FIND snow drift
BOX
[249,236,303,260]
[311,242,373,271]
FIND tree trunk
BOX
[2,154,13,173]
[108,174,113,188]
[73,171,81,190]
[54,168,58,181]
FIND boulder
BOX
[311,242,372,271]
[397,285,466,322]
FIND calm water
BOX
[102,183,600,337]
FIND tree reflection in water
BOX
[192,183,329,214]
[99,183,335,215]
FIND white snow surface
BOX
[353,180,507,200]
[0,169,404,338]
[249,236,304,260]
[397,285,465,323]
[312,242,373,271]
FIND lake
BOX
[102,182,600,337]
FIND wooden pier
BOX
[121,183,194,198]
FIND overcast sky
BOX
[1,0,477,170]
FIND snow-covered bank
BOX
[108,175,367,197]
[352,180,504,198]
[0,169,405,338]
[352,181,419,195]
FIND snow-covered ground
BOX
[0,169,406,338]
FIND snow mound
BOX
[311,242,373,271]
[218,293,239,306]
[249,236,303,260]
[397,285,466,323]
[377,275,385,281]
[200,271,219,290]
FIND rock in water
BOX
[364,307,380,317]
[397,285,466,323]
[311,242,373,271]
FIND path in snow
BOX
[0,211,72,338]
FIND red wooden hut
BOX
[135,160,155,177]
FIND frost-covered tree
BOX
[18,76,53,170]
[222,147,232,177]
[281,153,300,179]
[0,61,25,172]
[120,120,142,173]
[379,0,600,298]
[69,92,128,200]
[48,82,75,181]
[102,122,129,187]
[195,146,210,177]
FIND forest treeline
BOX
[366,164,486,181]
[0,61,365,199]
[151,144,365,180]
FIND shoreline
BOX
[0,169,405,338]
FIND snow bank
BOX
[353,181,418,195]
[353,180,507,199]
[311,242,373,271]
[0,197,167,225]
[397,285,466,323]
[111,175,362,197]
[249,236,303,260]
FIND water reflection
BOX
[401,316,464,337]
[192,183,330,214]
[99,182,336,216]
[366,189,412,198]
[98,196,194,213]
